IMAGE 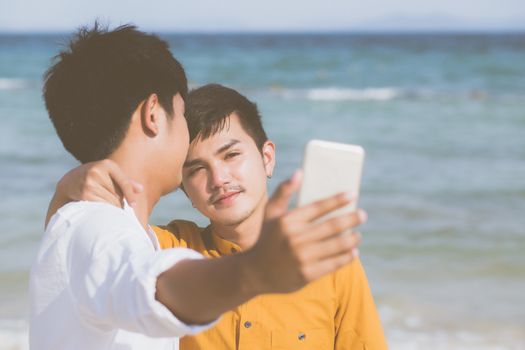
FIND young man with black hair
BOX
[30,25,366,350]
[49,84,387,349]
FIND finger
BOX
[90,160,138,208]
[265,170,302,219]
[85,166,122,205]
[302,251,357,282]
[126,180,144,207]
[82,161,118,195]
[293,209,367,244]
[299,231,362,263]
[87,193,123,208]
[288,192,355,224]
[59,164,94,201]
[82,179,123,207]
[106,163,142,206]
[130,180,144,193]
[101,188,122,208]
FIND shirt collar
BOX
[122,200,160,251]
[207,226,242,256]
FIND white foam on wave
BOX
[307,87,401,101]
[272,86,502,102]
[0,320,28,350]
[386,328,522,350]
[0,78,31,90]
[380,306,524,350]
[273,86,403,101]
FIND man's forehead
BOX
[189,115,249,150]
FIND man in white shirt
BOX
[30,24,365,349]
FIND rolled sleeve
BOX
[138,247,219,336]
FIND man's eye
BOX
[225,152,240,160]
[188,167,203,176]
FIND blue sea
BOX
[1,32,524,349]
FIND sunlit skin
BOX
[182,113,275,249]
[108,93,189,228]
[160,94,190,194]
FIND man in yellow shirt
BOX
[155,84,387,350]
[51,83,387,350]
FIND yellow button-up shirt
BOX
[153,220,387,350]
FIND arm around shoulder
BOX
[66,206,211,337]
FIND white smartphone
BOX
[298,140,365,219]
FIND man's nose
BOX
[209,166,230,190]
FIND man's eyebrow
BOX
[183,139,241,168]
[215,139,240,156]
[183,158,203,168]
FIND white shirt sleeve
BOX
[65,207,216,338]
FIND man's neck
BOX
[108,154,162,231]
[209,196,268,251]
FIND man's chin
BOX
[211,210,253,227]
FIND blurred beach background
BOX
[1,1,524,349]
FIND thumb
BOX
[105,161,141,207]
[130,180,144,194]
[265,170,302,219]
[127,180,144,207]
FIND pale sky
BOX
[1,0,524,32]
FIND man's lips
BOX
[212,191,242,205]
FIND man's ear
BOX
[261,140,276,178]
[140,93,161,137]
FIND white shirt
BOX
[29,201,214,350]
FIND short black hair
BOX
[43,23,188,163]
[185,84,268,150]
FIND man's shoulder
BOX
[303,258,368,295]
[53,201,133,227]
[155,219,203,236]
[335,257,366,279]
[32,201,149,294]
[168,219,204,232]
[45,201,145,256]
[153,220,206,250]
[331,257,372,298]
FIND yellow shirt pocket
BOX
[271,328,332,349]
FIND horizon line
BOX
[1,28,525,35]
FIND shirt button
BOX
[298,332,306,341]
[244,321,252,329]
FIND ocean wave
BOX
[0,319,28,350]
[307,87,401,101]
[386,329,523,350]
[380,305,525,350]
[270,86,505,102]
[0,78,34,91]
[273,87,402,101]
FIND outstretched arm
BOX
[157,171,365,324]
[49,161,365,325]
